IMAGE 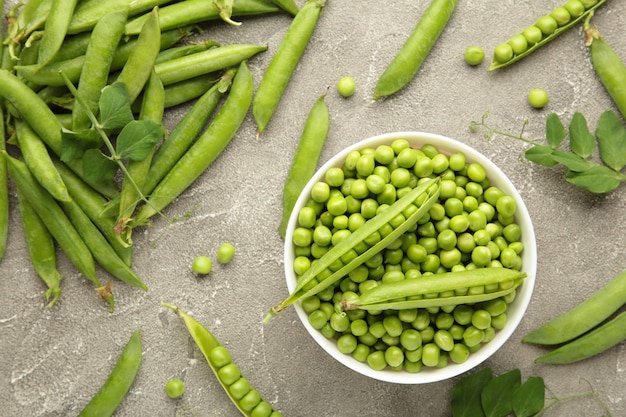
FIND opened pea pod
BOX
[163,303,283,417]
[489,0,608,70]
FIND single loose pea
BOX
[337,76,356,97]
[165,378,185,399]
[217,243,235,264]
[464,46,485,66]
[192,256,213,275]
[528,88,549,109]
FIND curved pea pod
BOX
[344,268,527,311]
[534,310,626,364]
[67,0,130,34]
[488,0,608,71]
[132,60,253,224]
[162,303,283,417]
[36,0,79,67]
[6,155,102,289]
[78,330,142,417]
[584,19,626,122]
[154,43,267,86]
[373,0,457,100]
[524,269,626,345]
[264,177,441,323]
[252,0,326,135]
[16,188,62,307]
[270,0,300,15]
[278,91,329,239]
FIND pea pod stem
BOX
[77,330,142,417]
[279,90,330,239]
[16,187,63,307]
[584,14,626,122]
[345,268,526,310]
[524,269,626,345]
[535,310,626,364]
[252,0,326,135]
[488,0,608,71]
[373,0,457,100]
[264,177,441,323]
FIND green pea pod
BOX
[6,155,101,288]
[524,269,626,345]
[0,115,9,266]
[67,0,130,34]
[489,0,608,71]
[143,68,235,196]
[3,0,52,57]
[129,0,175,17]
[52,156,133,266]
[14,119,71,202]
[0,68,63,154]
[160,73,220,108]
[132,60,254,224]
[584,18,626,122]
[117,71,165,245]
[278,91,329,239]
[72,8,128,131]
[270,0,300,15]
[37,0,79,67]
[15,26,194,86]
[265,177,441,322]
[78,330,142,417]
[154,40,220,65]
[154,43,267,85]
[373,0,457,100]
[162,303,283,417]
[252,0,326,135]
[115,7,161,104]
[535,310,626,364]
[124,0,281,35]
[16,188,62,307]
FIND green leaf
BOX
[595,110,626,171]
[525,145,558,166]
[566,165,625,193]
[512,377,545,417]
[546,113,566,149]
[60,129,102,162]
[99,82,134,130]
[116,120,163,162]
[83,148,119,183]
[550,150,595,173]
[481,368,521,417]
[569,112,595,158]
[452,367,493,417]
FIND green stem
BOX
[469,111,542,146]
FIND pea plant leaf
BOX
[595,110,626,172]
[83,148,119,183]
[116,120,163,162]
[550,150,595,173]
[569,112,595,158]
[512,376,545,417]
[451,367,493,417]
[60,128,101,162]
[481,368,521,417]
[525,145,557,167]
[99,82,134,130]
[546,113,566,149]
[566,165,625,193]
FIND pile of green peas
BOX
[491,0,604,69]
[291,138,525,372]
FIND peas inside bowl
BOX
[283,132,537,384]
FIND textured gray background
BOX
[1,1,625,416]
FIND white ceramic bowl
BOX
[284,132,537,384]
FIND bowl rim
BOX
[283,131,537,384]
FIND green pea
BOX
[383,315,404,337]
[217,242,235,264]
[493,43,514,63]
[508,34,528,55]
[431,153,450,173]
[385,346,405,368]
[308,309,328,329]
[463,326,484,347]
[471,310,492,330]
[464,46,485,66]
[210,346,232,368]
[297,207,317,228]
[218,363,241,386]
[165,378,185,399]
[496,195,517,217]
[449,343,470,364]
[522,25,543,45]
[471,246,492,267]
[311,181,330,202]
[491,313,508,330]
[292,227,312,247]
[457,232,476,253]
[192,256,212,275]
[434,329,455,351]
[550,6,571,26]
[564,0,585,17]
[229,377,251,400]
[413,157,434,177]
[374,145,395,165]
[336,333,358,354]
[366,351,387,371]
[337,76,356,97]
[251,401,274,417]
[421,343,441,367]
[324,167,344,187]
[356,154,375,177]
[449,214,470,233]
[240,389,262,412]
[330,312,350,332]
[352,344,371,362]
[528,88,549,109]
[397,148,418,168]
[536,15,558,35]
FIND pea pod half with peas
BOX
[163,303,283,417]
[489,0,607,70]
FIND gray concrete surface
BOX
[2,1,626,416]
